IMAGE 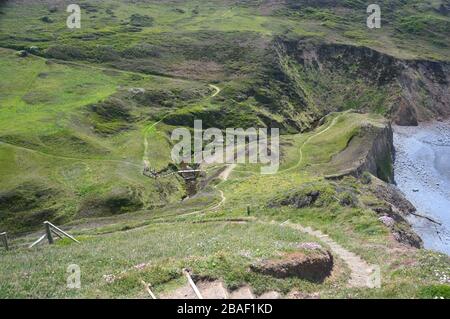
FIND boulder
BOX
[393,100,419,126]
[269,188,322,209]
[40,16,53,23]
[379,215,395,227]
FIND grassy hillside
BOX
[1,112,449,298]
[1,0,449,63]
[0,0,449,299]
[0,48,202,233]
[1,1,449,131]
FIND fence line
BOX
[0,232,9,251]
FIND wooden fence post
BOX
[141,280,157,299]
[182,269,203,299]
[0,232,9,251]
[45,221,80,243]
[44,222,54,244]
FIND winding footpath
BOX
[142,84,222,172]
[0,141,142,168]
[171,111,375,289]
[280,111,349,174]
[280,221,376,288]
[3,48,375,292]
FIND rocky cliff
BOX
[261,40,450,130]
[395,60,450,125]
[326,119,395,183]
[357,122,395,183]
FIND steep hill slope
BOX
[0,0,449,299]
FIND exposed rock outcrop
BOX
[268,40,450,130]
[250,247,333,282]
[326,120,395,183]
[357,123,395,183]
[267,182,336,209]
[392,98,419,126]
[395,60,450,125]
[365,178,423,248]
[370,179,416,215]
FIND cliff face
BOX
[395,60,450,125]
[326,120,394,183]
[323,118,423,248]
[159,40,448,133]
[264,40,450,130]
[358,123,395,183]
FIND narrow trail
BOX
[142,120,162,171]
[280,221,376,288]
[230,111,348,176]
[219,164,237,181]
[180,164,233,218]
[164,110,375,293]
[0,46,189,82]
[0,47,220,176]
[161,218,375,299]
[176,111,349,218]
[0,48,197,172]
[5,47,375,292]
[0,141,142,168]
[279,111,348,174]
[141,84,221,172]
[161,278,277,299]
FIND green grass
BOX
[0,48,118,136]
[1,0,449,299]
[1,110,449,299]
[0,48,198,232]
[0,221,346,298]
[1,0,449,68]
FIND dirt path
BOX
[144,110,375,292]
[230,111,348,176]
[218,164,236,181]
[161,219,376,299]
[0,141,141,168]
[280,220,376,288]
[142,84,221,172]
[142,120,163,171]
[5,47,376,291]
[127,109,375,292]
[279,111,348,174]
[176,112,348,218]
[161,279,278,299]
[0,46,188,82]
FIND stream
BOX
[393,121,450,255]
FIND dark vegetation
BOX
[88,98,134,135]
[0,183,63,234]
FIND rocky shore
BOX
[393,121,450,255]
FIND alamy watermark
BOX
[367,4,381,29]
[171,120,279,174]
[64,4,381,30]
[67,4,81,29]
[67,264,81,289]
